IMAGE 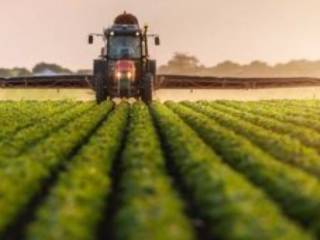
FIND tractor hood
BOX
[115,60,136,80]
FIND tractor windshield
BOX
[108,36,141,59]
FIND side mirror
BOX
[88,35,94,44]
[155,36,160,46]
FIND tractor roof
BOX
[114,12,139,25]
[106,24,140,36]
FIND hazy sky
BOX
[1,0,320,70]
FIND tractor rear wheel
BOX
[147,60,157,79]
[94,60,108,103]
[95,74,108,103]
[141,73,153,103]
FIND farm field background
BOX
[0,99,320,239]
[0,86,320,101]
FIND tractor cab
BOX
[108,35,141,59]
[89,12,160,103]
[106,25,142,60]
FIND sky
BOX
[1,0,320,70]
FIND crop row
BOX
[183,101,320,178]
[0,100,319,239]
[11,102,195,240]
[113,102,195,240]
[167,102,320,237]
[26,102,129,240]
[252,99,320,115]
[245,101,320,122]
[0,101,76,140]
[202,101,320,153]
[0,101,112,237]
[150,102,309,239]
[0,102,94,159]
[221,101,320,132]
[239,100,320,117]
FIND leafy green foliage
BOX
[184,101,320,178]
[114,102,195,240]
[26,102,129,240]
[151,102,310,240]
[0,100,319,239]
[0,102,93,158]
[0,101,112,236]
[203,101,320,152]
[168,102,320,237]
[221,100,320,132]
[0,101,75,140]
[32,62,73,75]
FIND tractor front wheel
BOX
[141,73,153,103]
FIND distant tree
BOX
[11,68,32,77]
[32,62,73,74]
[214,61,241,71]
[0,68,31,77]
[2,55,319,78]
[205,61,242,77]
[0,68,12,78]
[161,53,320,77]
[159,53,202,75]
[167,53,199,69]
[241,61,271,76]
[273,60,320,77]
[248,60,269,69]
[76,69,92,75]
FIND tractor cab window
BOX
[108,36,141,59]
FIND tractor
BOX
[88,12,160,103]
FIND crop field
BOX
[1,87,320,101]
[0,99,320,239]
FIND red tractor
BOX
[88,12,160,103]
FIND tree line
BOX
[0,63,91,78]
[1,54,320,78]
[159,53,320,78]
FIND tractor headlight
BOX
[127,72,133,79]
[115,71,134,80]
[116,71,122,79]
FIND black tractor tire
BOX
[95,74,108,103]
[141,73,153,103]
[147,60,157,78]
[94,59,108,103]
[93,59,104,88]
